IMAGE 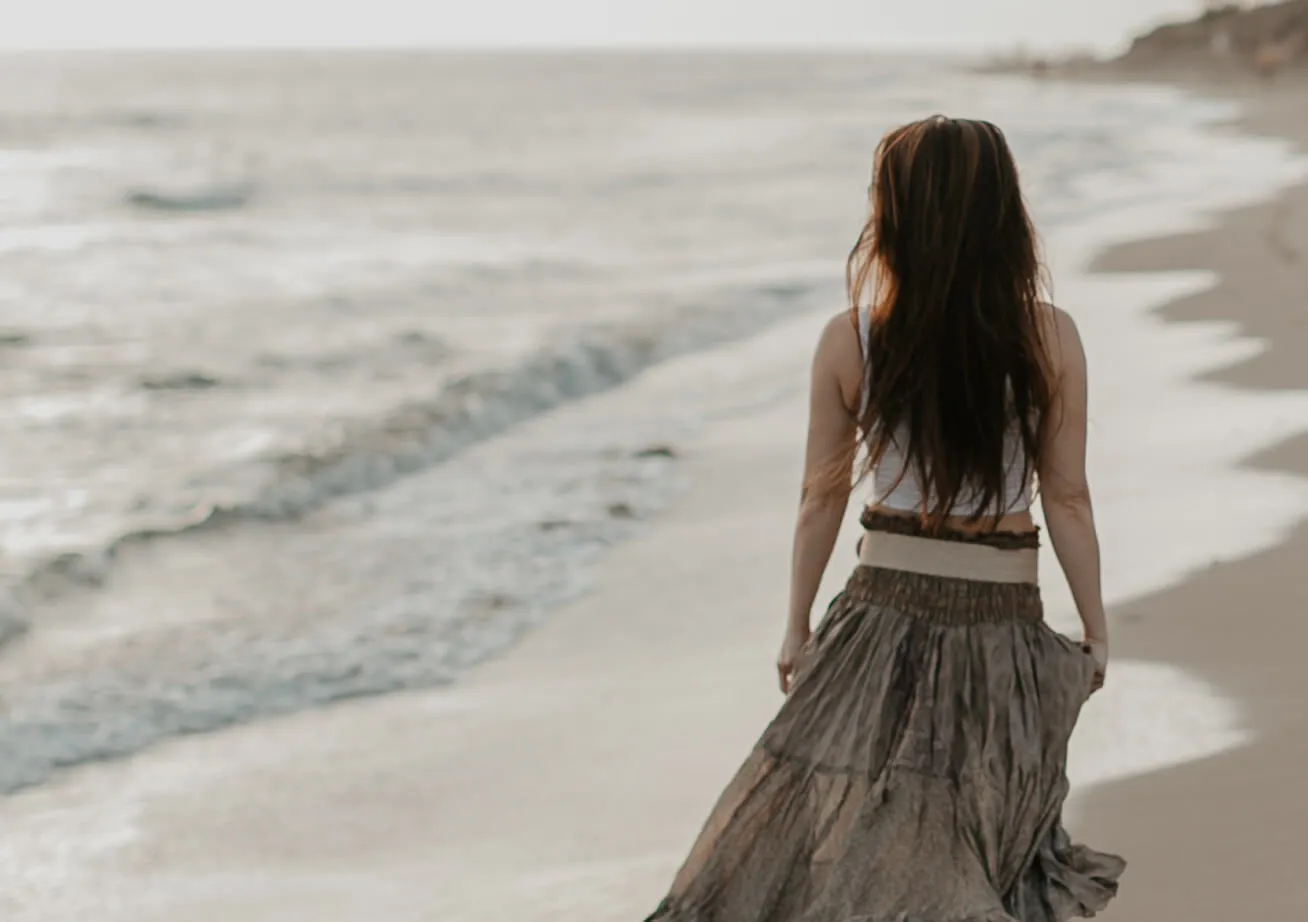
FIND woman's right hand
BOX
[777,627,812,695]
[1082,638,1108,694]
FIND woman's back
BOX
[854,304,1036,524]
[815,303,1079,538]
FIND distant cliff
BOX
[1118,1,1308,76]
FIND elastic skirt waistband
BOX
[842,565,1043,625]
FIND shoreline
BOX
[4,69,1276,800]
[1070,73,1308,919]
[0,68,1305,918]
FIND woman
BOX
[644,117,1124,922]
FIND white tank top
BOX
[857,307,1034,517]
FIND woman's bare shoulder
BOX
[1037,302,1086,377]
[816,308,861,352]
[813,308,865,412]
[1037,300,1077,332]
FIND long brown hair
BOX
[847,116,1053,525]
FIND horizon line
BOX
[0,39,1103,57]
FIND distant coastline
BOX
[985,0,1308,83]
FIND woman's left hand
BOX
[1082,638,1108,694]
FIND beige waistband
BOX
[858,529,1038,585]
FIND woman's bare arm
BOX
[1039,308,1109,684]
[779,312,861,691]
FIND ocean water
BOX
[0,51,1304,794]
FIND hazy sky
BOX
[2,0,1206,54]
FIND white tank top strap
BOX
[857,305,872,418]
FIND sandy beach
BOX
[2,60,1307,921]
[1073,76,1308,920]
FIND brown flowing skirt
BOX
[644,513,1124,922]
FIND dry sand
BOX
[1,75,1306,922]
